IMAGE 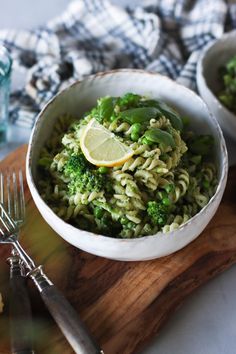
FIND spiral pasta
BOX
[162,214,190,233]
[37,93,218,238]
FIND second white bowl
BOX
[197,30,236,141]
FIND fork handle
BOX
[29,266,103,354]
[8,255,35,354]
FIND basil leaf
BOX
[142,100,183,131]
[120,107,160,124]
[144,128,176,148]
[97,96,116,122]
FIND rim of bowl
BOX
[26,69,228,243]
[197,30,236,121]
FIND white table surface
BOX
[1,1,236,354]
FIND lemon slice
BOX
[80,118,134,166]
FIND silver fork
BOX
[0,171,34,354]
[0,173,102,354]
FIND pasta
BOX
[38,93,218,238]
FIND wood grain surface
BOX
[0,145,236,354]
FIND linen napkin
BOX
[0,0,235,128]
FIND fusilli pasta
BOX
[37,93,218,238]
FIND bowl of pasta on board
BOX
[26,70,228,261]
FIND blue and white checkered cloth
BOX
[0,0,235,128]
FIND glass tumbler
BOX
[0,46,12,145]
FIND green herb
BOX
[120,107,159,124]
[117,93,141,109]
[144,128,176,148]
[94,96,117,123]
[141,99,183,131]
[141,137,153,145]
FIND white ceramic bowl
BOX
[26,70,228,261]
[197,30,236,141]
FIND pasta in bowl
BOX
[38,93,217,238]
[26,70,228,260]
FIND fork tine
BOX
[13,171,18,220]
[19,170,25,221]
[0,170,25,229]
[7,174,12,216]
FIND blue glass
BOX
[0,46,12,145]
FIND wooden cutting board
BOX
[0,145,236,354]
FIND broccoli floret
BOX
[64,154,88,174]
[64,154,104,194]
[69,172,103,194]
[147,201,170,227]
